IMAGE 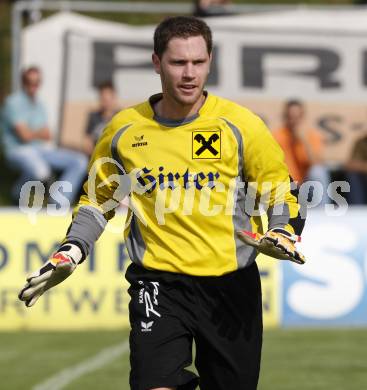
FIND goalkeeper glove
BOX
[237,228,305,265]
[18,242,84,307]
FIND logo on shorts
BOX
[141,321,154,332]
[138,280,161,318]
[192,131,221,159]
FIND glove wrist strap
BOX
[268,228,301,243]
[57,242,84,264]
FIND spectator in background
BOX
[345,135,367,204]
[83,81,120,156]
[1,66,88,205]
[273,100,330,205]
[194,0,232,17]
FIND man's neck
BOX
[23,90,36,102]
[155,93,206,120]
[285,125,297,136]
[101,108,115,118]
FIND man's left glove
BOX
[237,228,305,265]
[18,243,84,307]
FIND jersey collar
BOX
[148,91,214,127]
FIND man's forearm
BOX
[14,123,37,142]
[267,202,306,236]
[14,124,51,142]
[65,205,108,259]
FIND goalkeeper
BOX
[19,16,306,390]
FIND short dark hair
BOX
[21,66,41,85]
[154,16,212,58]
[97,80,115,92]
[285,99,303,110]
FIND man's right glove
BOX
[18,242,84,307]
[237,228,306,265]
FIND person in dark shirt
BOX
[83,81,120,156]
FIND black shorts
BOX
[126,261,263,390]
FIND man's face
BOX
[284,104,304,131]
[23,70,41,98]
[152,36,211,107]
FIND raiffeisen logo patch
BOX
[192,131,221,159]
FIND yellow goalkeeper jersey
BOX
[76,93,304,276]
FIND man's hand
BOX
[18,243,83,307]
[14,124,51,142]
[237,228,305,265]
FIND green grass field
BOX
[1,328,366,390]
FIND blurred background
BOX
[1,0,367,389]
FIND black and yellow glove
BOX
[237,228,305,265]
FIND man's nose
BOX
[182,63,195,79]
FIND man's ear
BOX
[208,52,213,74]
[152,53,161,74]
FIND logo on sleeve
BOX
[192,131,221,159]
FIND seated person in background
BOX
[2,66,88,205]
[273,99,330,205]
[83,81,120,156]
[344,135,367,204]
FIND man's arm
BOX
[238,116,306,263]
[68,121,130,257]
[3,95,51,142]
[243,117,306,236]
[19,120,128,306]
[345,137,367,174]
[13,123,51,142]
[345,160,367,174]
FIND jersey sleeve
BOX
[77,121,127,218]
[63,120,129,257]
[242,116,306,236]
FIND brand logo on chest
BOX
[132,135,148,148]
